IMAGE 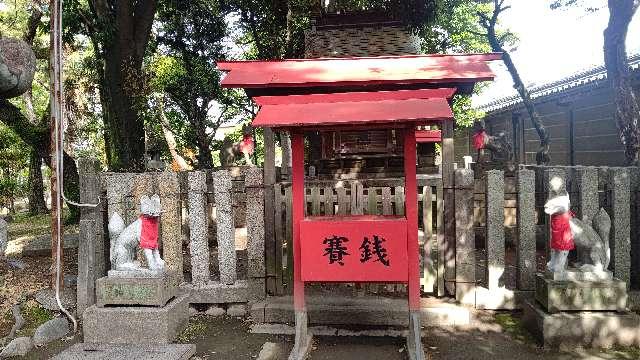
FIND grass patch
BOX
[7,212,77,239]
[493,312,536,345]
[177,316,210,343]
[16,301,54,337]
[0,301,54,338]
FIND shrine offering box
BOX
[300,215,408,282]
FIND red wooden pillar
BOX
[404,126,420,311]
[291,130,306,311]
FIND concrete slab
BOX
[83,294,189,344]
[51,343,195,360]
[522,299,640,349]
[254,295,470,327]
[535,274,627,313]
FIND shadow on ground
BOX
[21,312,640,359]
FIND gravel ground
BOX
[0,250,77,339]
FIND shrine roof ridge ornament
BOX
[217,53,502,90]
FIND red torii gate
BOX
[218,53,499,360]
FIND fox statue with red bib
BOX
[544,177,611,276]
[108,195,165,272]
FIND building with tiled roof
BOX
[455,54,640,166]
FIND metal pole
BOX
[49,0,63,288]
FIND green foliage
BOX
[0,124,29,211]
[452,95,485,128]
[421,0,491,53]
[148,0,236,168]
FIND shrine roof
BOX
[217,53,501,95]
[252,96,453,129]
[252,88,456,106]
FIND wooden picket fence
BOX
[265,176,445,297]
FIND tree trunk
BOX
[101,52,147,171]
[27,150,47,214]
[195,127,213,169]
[87,0,158,172]
[480,3,550,165]
[0,99,79,222]
[500,51,550,165]
[157,98,191,171]
[604,0,640,165]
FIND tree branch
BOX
[22,7,43,44]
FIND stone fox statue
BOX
[544,186,611,274]
[220,124,255,167]
[108,195,165,271]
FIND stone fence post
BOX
[486,170,505,291]
[213,170,236,285]
[77,158,103,315]
[188,171,209,286]
[454,169,475,305]
[576,167,598,224]
[609,168,630,285]
[516,169,535,291]
[245,167,267,302]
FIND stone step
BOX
[251,295,470,327]
[52,343,195,360]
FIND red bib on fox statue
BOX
[139,215,159,250]
[239,134,255,155]
[472,130,487,150]
[550,211,574,251]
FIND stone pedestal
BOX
[83,294,190,345]
[525,272,636,348]
[535,273,627,313]
[523,300,640,348]
[96,272,177,307]
[84,271,189,345]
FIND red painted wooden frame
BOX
[290,125,422,312]
[416,130,442,143]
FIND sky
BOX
[473,1,640,106]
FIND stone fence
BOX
[455,166,639,310]
[76,160,266,314]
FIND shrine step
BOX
[251,296,470,327]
